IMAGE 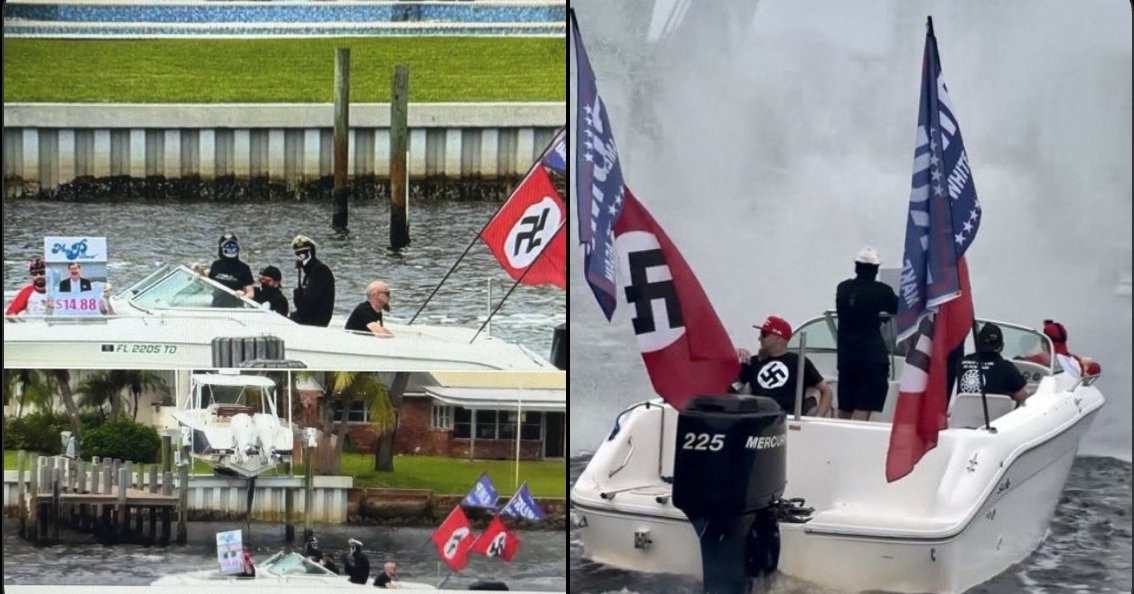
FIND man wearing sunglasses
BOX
[733,315,833,417]
[6,257,54,316]
[345,280,394,338]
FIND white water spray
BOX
[570,0,1132,460]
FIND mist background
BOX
[569,0,1132,460]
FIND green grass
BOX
[4,450,566,497]
[3,37,566,103]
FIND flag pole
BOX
[408,127,565,325]
[469,221,566,344]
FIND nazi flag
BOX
[481,166,566,289]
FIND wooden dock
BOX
[15,439,189,545]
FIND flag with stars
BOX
[887,17,981,483]
[570,9,625,320]
[541,128,566,176]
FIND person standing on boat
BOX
[342,538,371,584]
[733,316,833,416]
[6,257,54,316]
[345,280,394,338]
[835,246,899,421]
[238,265,289,316]
[289,235,336,327]
[960,323,1029,406]
[205,233,254,305]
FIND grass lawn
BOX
[3,37,566,103]
[4,450,565,497]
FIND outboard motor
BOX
[672,395,787,594]
[549,323,567,370]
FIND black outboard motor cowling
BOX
[549,323,567,370]
[672,395,787,594]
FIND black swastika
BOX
[624,248,682,335]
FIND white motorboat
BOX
[151,550,436,588]
[173,372,294,478]
[3,264,558,371]
[571,314,1105,594]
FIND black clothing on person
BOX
[252,285,289,316]
[735,352,824,413]
[958,352,1027,396]
[836,269,897,412]
[59,278,92,292]
[345,301,383,333]
[304,541,323,562]
[343,549,370,584]
[374,572,394,588]
[837,362,890,412]
[290,256,335,327]
[322,557,340,574]
[208,257,254,303]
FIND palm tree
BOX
[305,372,395,475]
[3,370,55,418]
[74,370,169,419]
[51,370,83,439]
[373,372,410,472]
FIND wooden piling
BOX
[27,455,40,542]
[162,435,172,471]
[51,467,61,544]
[17,451,28,538]
[284,461,295,543]
[177,443,189,545]
[117,467,129,541]
[389,64,411,249]
[303,444,314,543]
[161,471,173,545]
[332,47,351,233]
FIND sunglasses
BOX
[31,270,46,277]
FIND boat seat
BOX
[948,393,1016,428]
[805,504,959,538]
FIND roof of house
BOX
[423,386,565,412]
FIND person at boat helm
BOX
[346,280,394,338]
[341,537,371,584]
[835,246,899,421]
[1017,319,1102,378]
[205,233,255,306]
[732,316,833,417]
[373,561,397,588]
[289,235,337,327]
[304,535,323,563]
[238,265,289,316]
[959,322,1029,407]
[6,257,54,316]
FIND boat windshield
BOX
[124,266,259,311]
[261,552,336,576]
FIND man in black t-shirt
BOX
[734,315,833,416]
[206,234,254,305]
[959,322,1029,406]
[373,561,397,588]
[240,265,289,316]
[345,280,393,338]
[835,246,899,421]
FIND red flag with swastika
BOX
[480,166,566,289]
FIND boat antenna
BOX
[469,220,565,344]
[408,125,566,325]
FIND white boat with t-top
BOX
[3,264,558,371]
[570,313,1104,593]
[152,550,435,588]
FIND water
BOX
[569,455,1132,594]
[2,519,567,590]
[2,199,565,358]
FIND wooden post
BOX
[51,466,61,544]
[303,444,314,543]
[137,462,145,490]
[28,456,39,542]
[101,465,112,495]
[162,435,172,472]
[389,64,411,249]
[135,464,145,536]
[332,47,351,233]
[284,461,295,543]
[148,464,159,544]
[161,470,173,545]
[177,443,189,545]
[17,451,28,538]
[117,467,129,541]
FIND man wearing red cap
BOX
[733,316,833,416]
[1020,320,1102,378]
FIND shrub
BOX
[81,418,161,463]
[3,412,66,454]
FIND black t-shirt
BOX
[345,300,383,333]
[836,277,898,365]
[738,352,824,413]
[374,572,393,588]
[209,258,253,292]
[958,352,1027,396]
[252,285,289,316]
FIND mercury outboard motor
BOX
[549,323,567,370]
[672,395,787,594]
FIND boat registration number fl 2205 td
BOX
[101,343,178,354]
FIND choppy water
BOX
[2,199,565,358]
[569,455,1132,594]
[2,519,567,590]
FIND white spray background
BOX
[569,0,1132,460]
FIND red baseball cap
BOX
[754,316,792,341]
[1042,319,1070,355]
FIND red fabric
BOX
[5,284,35,315]
[470,516,520,562]
[886,257,973,483]
[480,166,566,289]
[614,190,739,411]
[755,316,793,341]
[431,506,475,572]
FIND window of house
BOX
[521,411,542,440]
[331,400,367,423]
[475,410,498,439]
[453,407,471,438]
[498,411,517,440]
[431,404,454,430]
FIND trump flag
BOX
[499,483,546,521]
[431,505,475,572]
[480,166,566,289]
[461,472,499,511]
[887,17,982,483]
[613,190,740,411]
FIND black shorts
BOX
[837,363,890,412]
